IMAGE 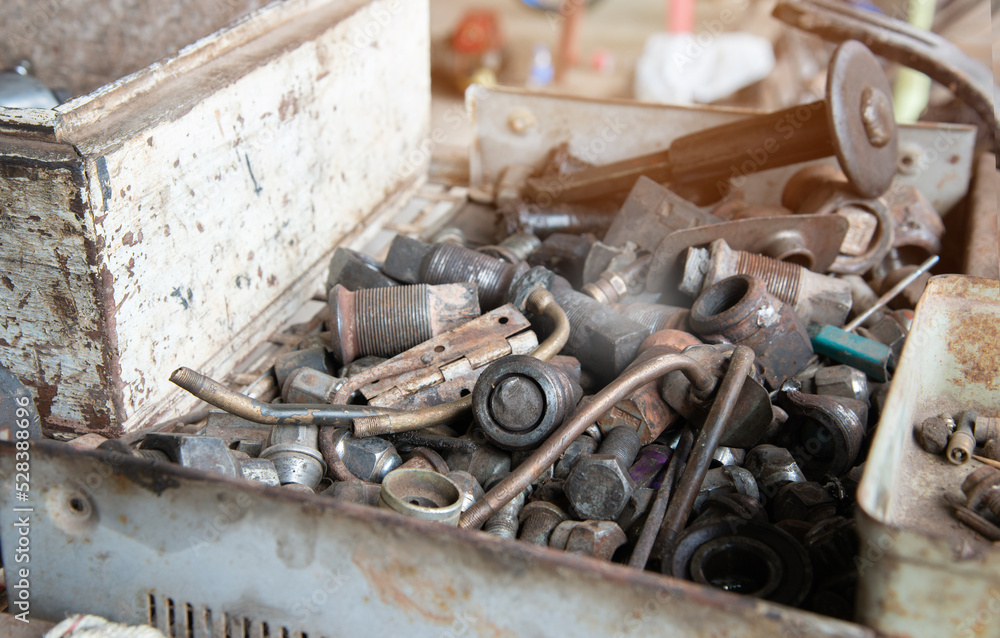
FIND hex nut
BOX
[327,429,402,483]
[744,444,807,501]
[814,365,869,403]
[772,481,837,524]
[549,520,626,560]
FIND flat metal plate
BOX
[0,442,874,637]
[470,87,976,214]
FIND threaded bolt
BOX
[962,466,1000,516]
[499,232,542,261]
[484,490,526,539]
[328,282,480,363]
[518,501,568,545]
[138,449,170,463]
[599,426,642,469]
[617,302,688,333]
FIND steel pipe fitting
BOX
[682,239,853,326]
[328,282,481,364]
[565,426,642,520]
[378,468,464,526]
[472,355,581,451]
[690,275,814,387]
[383,235,528,309]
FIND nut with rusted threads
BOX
[328,282,480,364]
[484,490,527,539]
[682,239,852,326]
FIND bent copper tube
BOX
[169,367,400,426]
[459,353,716,530]
[655,345,756,550]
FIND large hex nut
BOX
[327,428,402,483]
[549,520,626,560]
[814,365,869,403]
[744,444,807,502]
[565,454,634,521]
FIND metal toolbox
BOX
[0,0,429,435]
[856,275,1000,637]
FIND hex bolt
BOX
[484,490,527,539]
[745,444,807,500]
[383,235,527,309]
[282,367,345,404]
[946,412,976,465]
[915,414,953,455]
[472,355,581,451]
[327,282,480,364]
[525,40,897,202]
[565,426,641,521]
[615,302,689,333]
[326,247,398,293]
[550,284,650,382]
[683,240,853,327]
[518,501,568,545]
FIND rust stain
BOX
[2,275,13,291]
[947,312,1000,391]
[351,547,454,624]
[122,230,143,246]
[196,222,205,233]
[278,92,299,121]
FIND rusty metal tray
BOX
[856,275,1000,637]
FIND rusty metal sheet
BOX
[856,275,1000,637]
[644,214,849,299]
[0,441,875,638]
[470,87,976,215]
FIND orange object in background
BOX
[450,9,504,91]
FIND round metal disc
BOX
[826,41,899,199]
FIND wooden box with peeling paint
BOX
[0,0,430,434]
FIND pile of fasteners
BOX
[120,39,969,622]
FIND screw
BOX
[484,490,527,539]
[383,235,526,310]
